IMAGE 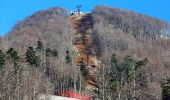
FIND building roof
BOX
[38,94,79,100]
[60,90,91,100]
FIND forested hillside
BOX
[92,5,169,38]
[0,5,170,100]
[92,5,170,100]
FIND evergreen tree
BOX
[123,55,136,82]
[110,54,118,75]
[108,54,148,99]
[45,47,52,57]
[0,50,6,70]
[135,58,148,70]
[79,59,89,80]
[52,49,58,57]
[111,54,117,67]
[161,79,170,100]
[26,47,40,67]
[65,55,71,63]
[6,48,20,61]
[66,49,69,54]
[110,54,119,91]
[14,62,20,74]
[65,49,71,63]
[36,39,43,50]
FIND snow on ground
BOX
[38,94,79,100]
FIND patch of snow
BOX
[38,94,79,100]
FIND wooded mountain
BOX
[0,5,170,100]
[93,5,169,38]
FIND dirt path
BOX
[70,13,100,94]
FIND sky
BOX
[0,0,170,36]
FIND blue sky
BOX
[0,0,170,36]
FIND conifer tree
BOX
[36,39,43,50]
[45,47,52,57]
[0,50,6,70]
[14,62,20,74]
[79,59,89,80]
[107,54,149,99]
[66,49,69,54]
[6,48,20,61]
[65,55,71,63]
[65,49,71,63]
[110,54,119,91]
[26,47,40,67]
[52,49,58,57]
[110,54,118,72]
[161,79,170,100]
